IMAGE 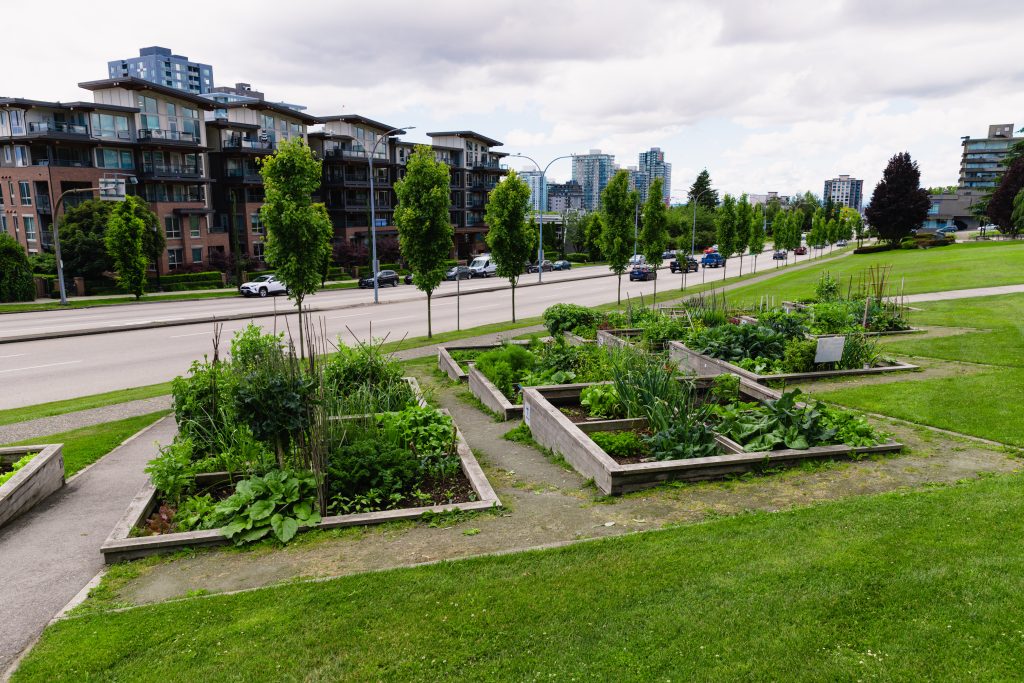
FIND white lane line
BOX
[169,331,216,339]
[0,360,81,374]
[0,354,27,359]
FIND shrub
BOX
[0,233,35,302]
[171,360,235,445]
[853,243,893,254]
[589,430,646,458]
[565,252,590,263]
[474,344,538,398]
[814,272,841,302]
[782,338,817,373]
[543,303,601,336]
[229,324,286,375]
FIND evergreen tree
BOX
[599,170,635,304]
[688,169,718,211]
[865,152,931,244]
[639,178,669,300]
[485,170,535,322]
[395,145,454,338]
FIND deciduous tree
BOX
[485,169,535,322]
[734,194,752,275]
[600,170,635,303]
[639,178,669,300]
[105,196,150,299]
[60,198,163,280]
[865,152,931,244]
[715,194,738,280]
[395,145,453,338]
[0,233,34,302]
[987,157,1024,236]
[747,204,766,273]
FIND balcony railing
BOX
[93,130,135,142]
[32,159,94,168]
[225,168,261,181]
[224,136,273,151]
[471,160,502,170]
[36,196,52,213]
[138,129,199,144]
[139,188,205,203]
[143,163,203,177]
[324,148,387,161]
[27,121,89,135]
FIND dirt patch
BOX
[790,357,989,394]
[110,364,1020,608]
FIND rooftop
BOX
[78,77,217,109]
[318,114,405,133]
[427,131,503,147]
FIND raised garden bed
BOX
[668,341,918,384]
[438,341,530,382]
[0,444,64,528]
[562,331,596,346]
[100,409,499,563]
[522,380,902,495]
[595,328,643,349]
[777,301,921,336]
[468,366,523,420]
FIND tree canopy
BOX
[485,170,535,322]
[640,178,669,297]
[105,196,151,299]
[600,170,636,303]
[395,145,453,338]
[59,198,163,280]
[688,169,718,211]
[865,152,931,244]
[987,157,1024,236]
[715,193,738,259]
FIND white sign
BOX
[98,178,127,201]
[814,336,846,364]
[523,402,531,427]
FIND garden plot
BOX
[0,444,64,528]
[437,341,530,382]
[523,359,901,494]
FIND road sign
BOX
[98,177,127,201]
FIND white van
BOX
[468,254,497,278]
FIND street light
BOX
[508,153,575,283]
[368,125,414,304]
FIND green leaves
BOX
[580,384,625,419]
[213,469,321,546]
[395,145,453,299]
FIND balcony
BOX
[31,158,94,168]
[142,163,204,179]
[27,121,89,136]
[324,148,388,162]
[471,160,503,170]
[223,136,273,152]
[139,187,206,203]
[137,129,200,145]
[225,167,262,182]
[36,196,52,214]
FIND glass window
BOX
[189,215,200,237]
[120,150,134,168]
[14,147,28,167]
[252,242,265,262]
[0,184,3,205]
[140,113,160,131]
[19,181,32,205]
[24,216,36,241]
[164,216,181,238]
[262,115,274,131]
[251,213,264,235]
[167,248,183,269]
[191,247,203,263]
[3,147,10,163]
[138,95,158,113]
[166,103,176,117]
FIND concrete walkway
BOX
[0,396,173,444]
[0,416,177,675]
[902,283,1024,303]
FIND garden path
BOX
[0,416,178,677]
[0,396,173,444]
[900,283,1024,303]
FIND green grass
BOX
[723,241,1024,305]
[4,411,169,476]
[0,383,173,427]
[15,472,1024,681]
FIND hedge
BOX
[158,270,223,285]
[853,243,893,254]
[566,252,590,263]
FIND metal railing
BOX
[27,121,89,135]
[144,163,203,176]
[138,129,199,143]
[224,136,272,151]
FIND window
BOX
[167,248,184,270]
[91,113,130,138]
[9,110,24,134]
[0,111,6,128]
[191,247,203,264]
[164,216,181,238]
[3,147,10,163]
[138,95,158,113]
[0,215,6,233]
[251,213,264,235]
[19,181,32,206]
[96,148,134,169]
[14,147,28,167]
[252,242,265,262]
[189,215,200,238]
[24,216,36,242]
[0,184,3,205]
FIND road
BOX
[2,250,811,409]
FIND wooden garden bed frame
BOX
[0,444,64,529]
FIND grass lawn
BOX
[14,472,1024,681]
[723,241,1024,305]
[4,411,169,476]
[0,383,173,427]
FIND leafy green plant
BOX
[808,301,859,335]
[757,309,808,339]
[174,493,219,531]
[171,359,235,447]
[580,384,625,419]
[212,469,321,545]
[644,420,720,461]
[229,324,285,375]
[0,453,34,487]
[589,430,646,458]
[687,324,786,363]
[543,303,601,336]
[820,405,887,447]
[711,390,837,452]
[782,338,817,373]
[145,439,202,505]
[639,314,691,349]
[709,374,740,404]
[839,333,881,369]
[474,343,537,398]
[815,272,841,302]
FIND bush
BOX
[0,233,35,302]
[543,303,601,336]
[814,272,840,302]
[565,252,590,263]
[782,338,817,373]
[474,344,538,398]
[853,243,893,254]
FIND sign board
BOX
[374,218,388,227]
[523,402,531,427]
[814,335,846,364]
[98,178,127,201]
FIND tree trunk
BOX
[297,296,304,359]
[617,274,622,304]
[739,255,743,277]
[722,258,727,281]
[753,254,758,274]
[426,290,433,338]
[652,270,658,302]
[511,282,516,323]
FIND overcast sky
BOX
[4,0,1023,200]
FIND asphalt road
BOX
[2,251,812,409]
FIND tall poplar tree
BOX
[485,170,534,322]
[715,194,738,280]
[395,145,453,338]
[639,177,669,300]
[865,152,930,244]
[600,170,635,304]
[105,196,150,300]
[734,194,753,275]
[748,204,766,273]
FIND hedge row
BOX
[853,243,893,254]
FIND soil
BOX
[104,361,1022,608]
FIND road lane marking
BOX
[0,354,27,359]
[0,360,81,374]
[169,331,216,338]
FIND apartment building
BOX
[959,123,1020,190]
[520,170,546,212]
[547,180,584,212]
[637,147,671,203]
[572,150,616,212]
[822,175,863,211]
[108,46,214,95]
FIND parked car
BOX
[239,274,287,298]
[629,254,646,265]
[701,252,726,268]
[661,250,676,260]
[704,246,718,254]
[836,239,848,247]
[794,246,807,255]
[629,264,657,281]
[468,254,496,278]
[358,269,399,288]
[772,250,788,260]
[552,260,572,271]
[527,260,554,273]
[445,265,473,281]
[937,226,958,235]
[670,256,698,273]
[404,273,414,285]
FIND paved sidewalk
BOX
[0,416,178,675]
[902,283,1024,303]
[0,396,173,444]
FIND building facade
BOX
[959,123,1020,190]
[637,147,671,203]
[547,180,584,212]
[823,175,863,211]
[519,170,546,212]
[107,47,214,95]
[748,191,790,207]
[572,149,616,212]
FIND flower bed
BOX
[522,357,901,494]
[0,444,64,528]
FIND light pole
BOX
[509,153,574,283]
[368,125,414,304]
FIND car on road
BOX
[527,260,554,273]
[937,226,958,235]
[836,240,848,247]
[629,254,646,266]
[404,273,414,285]
[358,269,399,288]
[794,246,807,255]
[445,265,473,281]
[552,260,572,271]
[468,254,496,278]
[701,252,726,268]
[239,274,287,298]
[661,250,676,260]
[772,250,788,260]
[629,264,657,281]
[670,256,698,273]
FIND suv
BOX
[358,269,399,288]
[629,264,657,281]
[445,265,473,281]
[701,252,726,268]
[239,274,287,298]
[670,256,698,273]
[527,260,554,273]
[468,254,496,278]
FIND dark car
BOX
[404,272,413,285]
[772,250,787,260]
[670,256,698,273]
[794,246,807,255]
[552,260,571,271]
[701,252,726,268]
[661,250,676,260]
[358,269,399,288]
[527,260,554,273]
[445,265,473,281]
[629,264,657,281]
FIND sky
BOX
[4,0,1023,201]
